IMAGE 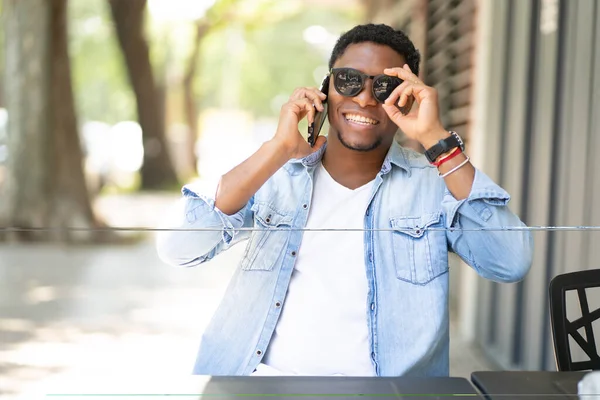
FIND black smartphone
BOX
[308,75,330,147]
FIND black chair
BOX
[549,269,600,371]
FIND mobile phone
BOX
[308,75,330,147]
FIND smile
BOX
[343,113,380,126]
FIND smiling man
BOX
[156,24,533,377]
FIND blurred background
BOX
[0,0,599,397]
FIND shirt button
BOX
[256,350,262,355]
[302,204,308,209]
[275,301,282,307]
[291,251,297,256]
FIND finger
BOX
[399,95,416,116]
[282,98,314,124]
[307,90,327,112]
[398,86,415,108]
[385,80,411,106]
[304,87,327,111]
[382,103,405,121]
[406,98,419,116]
[384,65,421,85]
[299,86,327,98]
[313,87,328,99]
[290,87,327,111]
[290,87,304,100]
[385,81,418,108]
[295,98,315,124]
[291,87,325,99]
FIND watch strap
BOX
[424,131,464,163]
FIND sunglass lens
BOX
[333,69,364,97]
[373,76,402,103]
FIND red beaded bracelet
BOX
[433,147,462,167]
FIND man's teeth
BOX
[344,114,378,125]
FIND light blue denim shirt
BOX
[156,141,533,377]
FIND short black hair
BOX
[328,24,421,76]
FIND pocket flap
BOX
[390,212,442,238]
[251,203,293,227]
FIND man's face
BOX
[327,42,406,152]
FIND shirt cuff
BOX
[442,169,511,228]
[182,184,242,245]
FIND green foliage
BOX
[66,0,359,125]
[198,5,358,117]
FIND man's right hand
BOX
[214,87,327,215]
[272,87,328,160]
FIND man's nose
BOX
[352,79,378,108]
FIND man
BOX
[156,24,533,377]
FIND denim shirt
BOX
[156,141,533,377]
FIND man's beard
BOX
[337,131,382,152]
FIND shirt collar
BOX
[382,140,411,176]
[291,139,411,176]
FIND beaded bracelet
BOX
[439,156,470,178]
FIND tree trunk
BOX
[0,51,4,108]
[182,21,210,178]
[108,0,178,190]
[49,0,99,237]
[0,1,5,108]
[0,0,100,242]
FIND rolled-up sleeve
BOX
[443,169,533,283]
[155,184,253,267]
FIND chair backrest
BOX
[549,269,600,371]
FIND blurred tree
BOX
[180,0,240,177]
[198,6,356,117]
[0,0,100,241]
[178,20,210,178]
[63,0,358,189]
[0,0,5,107]
[108,0,178,190]
[69,0,135,125]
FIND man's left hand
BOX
[382,64,449,148]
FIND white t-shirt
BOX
[253,162,376,376]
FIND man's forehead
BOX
[333,42,406,73]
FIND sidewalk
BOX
[0,192,495,398]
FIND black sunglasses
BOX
[330,67,403,103]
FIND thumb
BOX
[382,104,404,123]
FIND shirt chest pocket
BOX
[389,212,449,285]
[240,203,293,271]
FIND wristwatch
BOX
[424,131,465,163]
